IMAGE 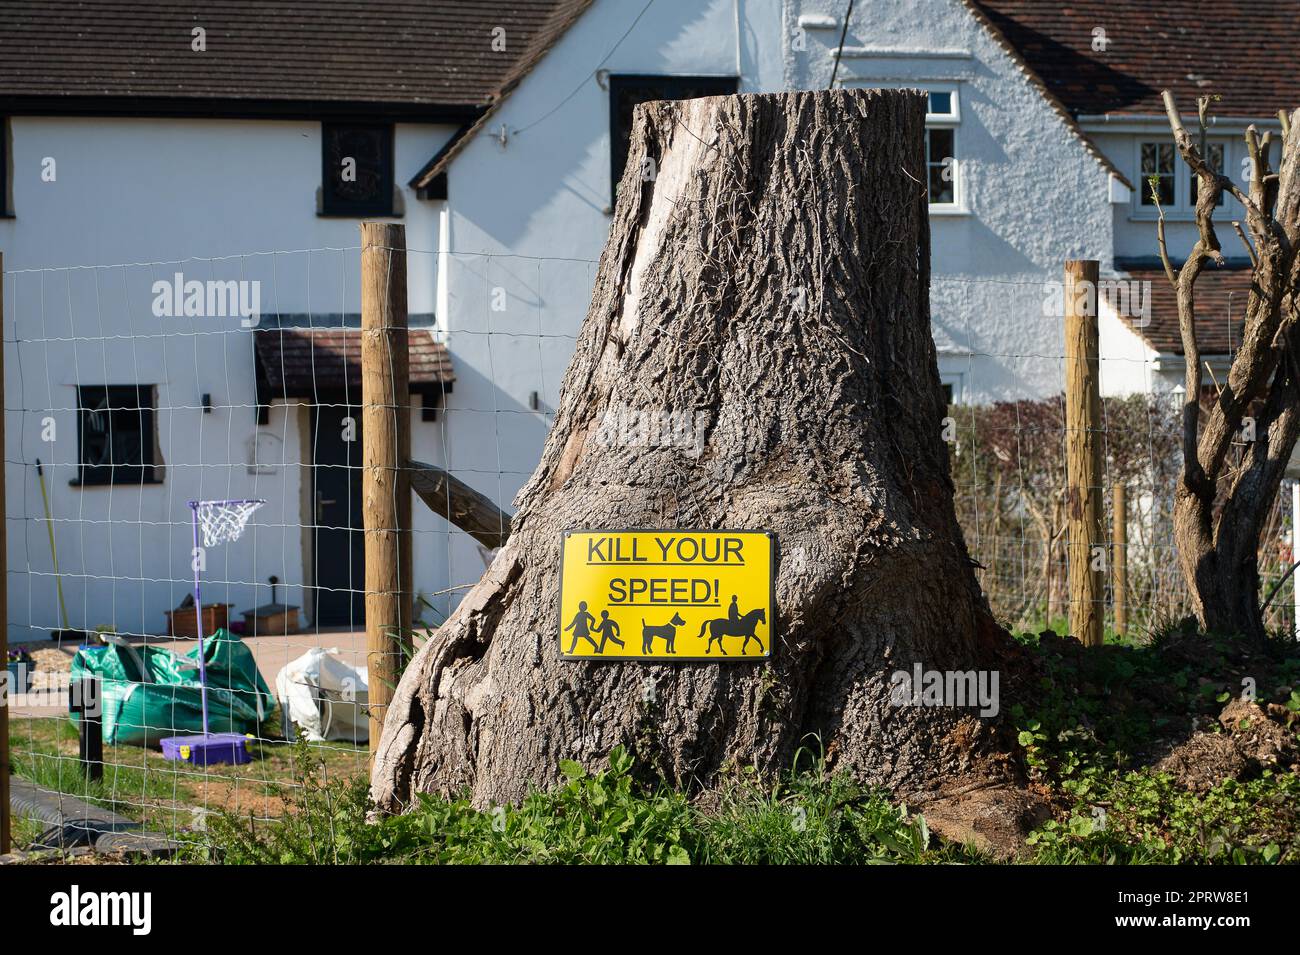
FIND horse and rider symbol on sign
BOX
[559,530,774,661]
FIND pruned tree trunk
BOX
[371,89,1012,813]
[1157,94,1300,647]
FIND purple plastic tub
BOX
[160,733,253,766]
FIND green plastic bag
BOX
[70,630,273,747]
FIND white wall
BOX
[1098,299,1166,397]
[785,0,1115,402]
[1086,121,1277,396]
[1,116,456,641]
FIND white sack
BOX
[274,647,369,743]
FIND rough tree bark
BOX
[371,89,1012,814]
[1158,94,1300,646]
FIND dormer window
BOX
[321,123,395,217]
[1136,137,1229,216]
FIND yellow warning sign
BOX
[559,529,774,661]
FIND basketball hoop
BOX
[192,498,265,548]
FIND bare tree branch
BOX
[1156,207,1178,285]
[1232,220,1258,269]
[1159,89,1300,644]
[1163,90,1265,228]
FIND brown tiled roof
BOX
[409,0,595,189]
[253,328,454,399]
[960,0,1130,188]
[1116,265,1254,356]
[0,0,592,114]
[973,1,1298,118]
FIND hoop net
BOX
[192,499,265,548]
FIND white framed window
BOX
[841,82,963,211]
[940,371,964,405]
[922,88,961,211]
[925,89,960,123]
[1134,137,1228,217]
[926,126,959,207]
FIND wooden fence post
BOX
[1065,259,1104,647]
[361,223,412,753]
[0,252,9,854]
[1113,483,1128,637]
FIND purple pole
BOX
[190,503,210,737]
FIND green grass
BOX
[184,622,1300,866]
[1010,613,1164,649]
[7,714,369,833]
[1008,623,1300,777]
[696,762,981,864]
[185,740,987,865]
[187,740,1297,865]
[12,719,188,814]
[9,812,50,851]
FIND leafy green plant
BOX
[12,719,180,813]
[186,734,375,864]
[192,739,989,865]
[1028,771,1300,864]
[193,740,699,865]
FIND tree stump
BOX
[371,89,1012,812]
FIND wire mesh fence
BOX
[0,241,582,854]
[1,246,1295,856]
[950,387,1294,637]
[931,273,1295,639]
